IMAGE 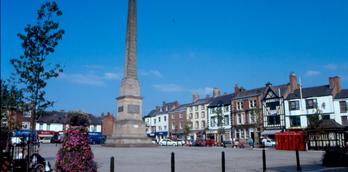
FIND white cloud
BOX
[140,69,163,78]
[324,64,338,70]
[305,70,321,77]
[60,73,105,86]
[60,71,122,86]
[152,84,185,92]
[191,87,214,96]
[104,72,122,80]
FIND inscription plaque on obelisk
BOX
[105,0,152,147]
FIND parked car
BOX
[262,138,276,147]
[39,137,51,144]
[206,140,217,146]
[159,139,179,146]
[193,140,206,146]
[88,132,106,144]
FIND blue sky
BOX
[1,0,348,116]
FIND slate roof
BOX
[208,94,235,107]
[170,103,191,113]
[286,85,332,100]
[191,97,213,106]
[308,119,345,131]
[37,111,101,125]
[234,87,264,99]
[146,101,179,117]
[335,89,348,99]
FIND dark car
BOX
[88,132,106,144]
[193,139,206,146]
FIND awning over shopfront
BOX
[261,130,281,136]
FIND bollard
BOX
[110,156,115,172]
[296,149,302,171]
[171,152,175,172]
[221,151,225,172]
[262,147,266,172]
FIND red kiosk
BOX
[275,131,306,151]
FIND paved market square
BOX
[40,144,347,172]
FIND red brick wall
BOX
[101,112,115,138]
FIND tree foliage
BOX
[10,1,64,120]
[1,80,24,112]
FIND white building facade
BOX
[207,94,233,142]
[333,89,348,126]
[284,76,342,130]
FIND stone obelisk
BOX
[105,0,152,147]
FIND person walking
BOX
[248,138,254,148]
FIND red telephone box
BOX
[275,131,306,151]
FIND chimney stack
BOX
[192,93,200,103]
[265,82,272,87]
[289,72,299,93]
[156,106,161,112]
[213,88,221,98]
[329,76,341,96]
[234,84,239,93]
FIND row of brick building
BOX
[144,73,348,146]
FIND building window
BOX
[211,118,216,127]
[164,126,167,131]
[201,105,204,110]
[158,117,161,122]
[47,124,50,131]
[290,116,301,127]
[189,113,193,119]
[249,112,256,124]
[201,121,206,128]
[322,115,330,120]
[267,116,280,125]
[237,102,243,110]
[180,122,183,129]
[341,116,348,125]
[237,114,242,124]
[250,100,257,108]
[172,114,175,119]
[224,116,229,126]
[195,106,198,111]
[39,124,43,130]
[179,113,183,118]
[164,116,167,122]
[225,106,230,112]
[339,101,347,113]
[172,122,175,129]
[236,129,240,139]
[289,101,300,111]
[195,112,199,119]
[189,107,192,112]
[201,112,205,118]
[266,101,280,110]
[306,99,317,109]
[154,119,156,124]
[195,121,199,129]
[241,129,245,139]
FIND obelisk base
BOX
[104,119,155,147]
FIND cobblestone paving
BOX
[40,144,347,172]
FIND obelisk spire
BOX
[104,0,152,147]
[124,0,137,79]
